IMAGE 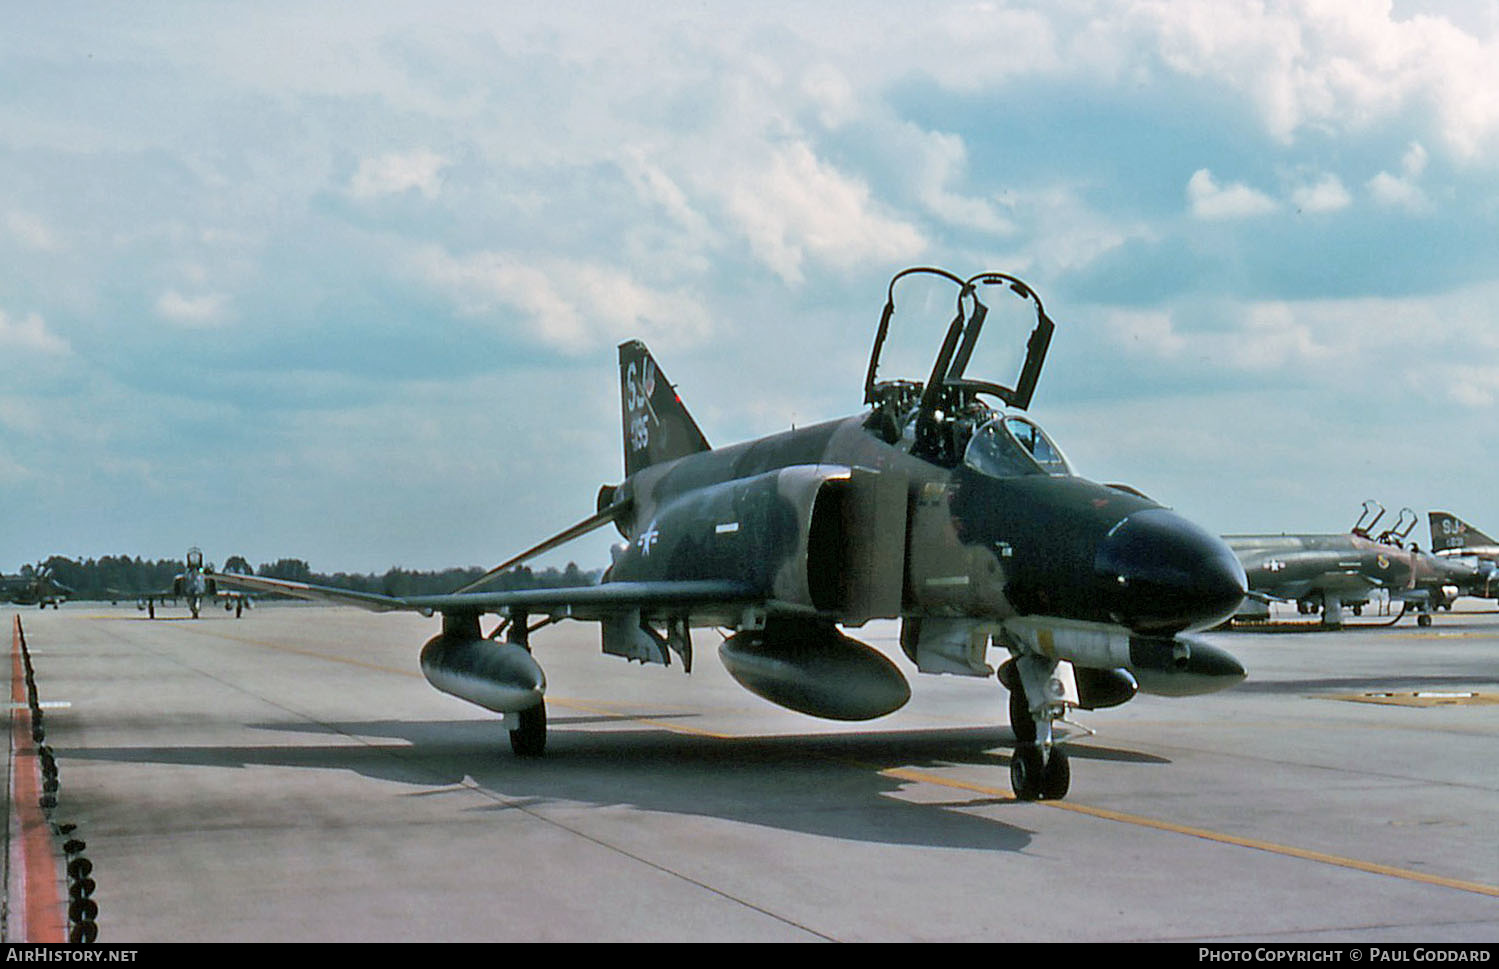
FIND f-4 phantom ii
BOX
[210,267,1248,801]
[128,547,250,619]
[1229,502,1482,628]
[0,564,72,609]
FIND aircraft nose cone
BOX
[1095,508,1247,634]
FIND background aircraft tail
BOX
[1430,511,1496,552]
[619,340,710,477]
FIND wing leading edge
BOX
[205,570,758,625]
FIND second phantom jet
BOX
[1230,503,1485,627]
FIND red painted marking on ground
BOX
[10,614,65,942]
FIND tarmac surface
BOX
[7,600,1499,942]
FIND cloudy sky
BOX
[2,1,1497,575]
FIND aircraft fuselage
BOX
[610,413,1245,638]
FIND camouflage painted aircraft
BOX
[1429,511,1499,599]
[128,547,250,619]
[0,564,72,609]
[209,268,1248,801]
[1228,502,1481,628]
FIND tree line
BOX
[7,554,600,601]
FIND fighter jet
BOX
[210,267,1248,801]
[131,547,249,619]
[1228,502,1480,627]
[1429,511,1499,599]
[0,564,72,609]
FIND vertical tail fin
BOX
[1430,512,1497,552]
[619,340,710,478]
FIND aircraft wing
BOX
[205,570,759,624]
[201,572,411,611]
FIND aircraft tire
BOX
[1418,614,1432,627]
[1041,746,1070,800]
[509,701,547,758]
[1008,685,1036,744]
[1010,744,1046,801]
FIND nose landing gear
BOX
[1001,655,1072,801]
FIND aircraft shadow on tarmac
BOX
[63,719,1167,854]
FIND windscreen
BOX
[963,416,1072,478]
[1004,415,1071,475]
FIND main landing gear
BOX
[508,702,547,757]
[1001,656,1071,801]
[502,611,548,758]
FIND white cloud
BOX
[1105,281,1499,405]
[909,129,1015,236]
[1237,302,1329,369]
[1366,140,1433,210]
[723,141,926,284]
[1434,364,1499,407]
[6,212,62,252]
[618,148,720,252]
[413,246,711,353]
[1401,141,1429,178]
[1186,169,1278,219]
[1105,300,1330,373]
[155,290,229,326]
[0,308,69,356]
[1001,183,1158,275]
[1129,1,1499,159]
[800,63,859,129]
[348,149,448,200]
[1291,173,1352,213]
[1366,170,1429,210]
